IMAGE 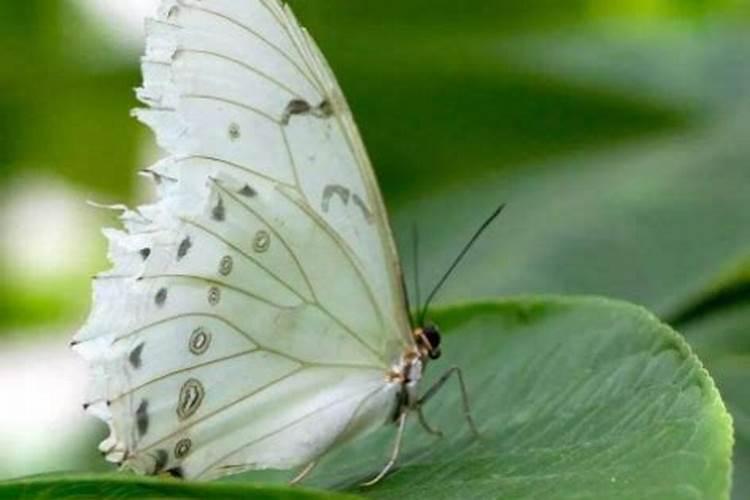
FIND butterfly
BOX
[72,0,496,485]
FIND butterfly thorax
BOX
[388,325,442,416]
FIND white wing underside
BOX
[73,0,410,479]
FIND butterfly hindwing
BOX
[74,0,410,479]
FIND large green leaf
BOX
[0,474,355,500]
[2,298,732,499]
[682,302,750,500]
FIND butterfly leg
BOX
[417,366,480,439]
[361,411,408,486]
[417,406,443,438]
[289,460,318,485]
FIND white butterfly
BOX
[72,0,480,484]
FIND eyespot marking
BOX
[155,288,168,307]
[208,286,221,306]
[139,248,151,260]
[175,438,192,459]
[177,379,204,420]
[177,237,192,260]
[129,342,145,369]
[253,230,270,253]
[218,255,233,276]
[136,400,149,437]
[239,185,257,197]
[189,327,211,355]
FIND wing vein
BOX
[195,379,386,478]
[280,125,305,200]
[179,48,303,99]
[212,180,318,303]
[176,156,297,190]
[176,0,323,97]
[182,94,281,125]
[215,182,386,362]
[181,217,315,302]
[260,0,328,93]
[277,187,388,335]
[111,348,260,403]
[139,367,306,453]
[137,274,298,310]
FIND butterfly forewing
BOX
[74,0,411,479]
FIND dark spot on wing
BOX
[208,286,221,306]
[155,287,168,307]
[352,193,374,222]
[189,327,211,355]
[129,342,145,369]
[167,467,184,478]
[322,184,350,213]
[177,379,205,420]
[174,438,192,458]
[239,184,257,197]
[136,400,149,437]
[153,449,169,473]
[177,237,192,260]
[317,99,333,117]
[228,122,241,141]
[139,248,151,260]
[212,196,226,221]
[281,98,311,125]
[281,98,333,125]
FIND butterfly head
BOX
[415,324,442,360]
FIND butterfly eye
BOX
[423,325,441,351]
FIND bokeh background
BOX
[1,0,748,497]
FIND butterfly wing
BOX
[73,0,409,479]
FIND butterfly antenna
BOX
[418,203,506,326]
[400,270,415,330]
[412,223,422,325]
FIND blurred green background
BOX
[0,0,748,497]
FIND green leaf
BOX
[302,297,733,499]
[682,302,750,500]
[7,297,727,499]
[0,474,356,500]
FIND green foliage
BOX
[0,474,355,500]
[0,298,733,499]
